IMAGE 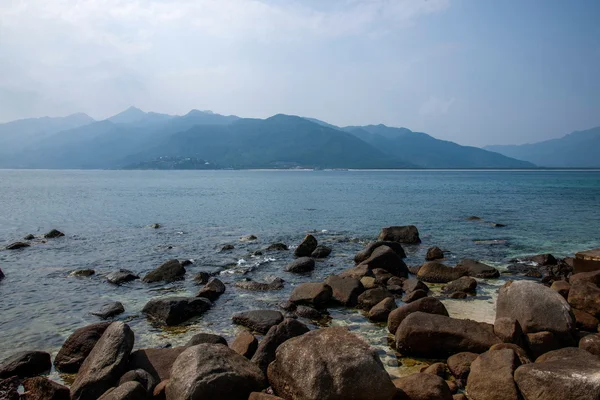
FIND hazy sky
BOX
[1,0,599,146]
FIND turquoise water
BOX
[1,169,599,377]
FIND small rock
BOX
[447,352,478,380]
[197,278,226,301]
[573,309,599,332]
[180,259,193,267]
[403,278,429,294]
[354,241,406,264]
[456,259,500,279]
[285,257,315,273]
[311,245,332,258]
[388,297,449,335]
[360,276,377,289]
[402,289,427,303]
[421,362,447,378]
[193,271,210,285]
[151,223,161,229]
[372,268,393,285]
[294,234,318,257]
[22,377,70,400]
[186,333,227,346]
[24,234,35,240]
[579,334,600,356]
[232,310,284,334]
[449,291,467,299]
[230,331,258,359]
[426,246,444,261]
[568,280,600,318]
[235,277,284,291]
[444,276,477,293]
[357,287,393,309]
[489,343,531,365]
[493,317,527,348]
[5,242,30,250]
[368,297,396,322]
[266,243,288,251]
[466,216,482,221]
[92,302,125,319]
[294,305,324,320]
[70,269,95,277]
[142,297,212,326]
[357,245,409,278]
[97,381,147,400]
[550,280,571,299]
[289,282,332,308]
[0,351,51,379]
[44,229,65,239]
[153,380,168,400]
[106,269,139,285]
[221,244,235,252]
[240,234,258,242]
[339,264,374,279]
[142,259,186,283]
[0,376,19,400]
[417,261,466,283]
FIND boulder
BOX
[467,349,521,400]
[235,278,284,291]
[425,246,444,261]
[70,269,95,277]
[489,343,531,365]
[372,268,394,285]
[251,318,309,373]
[22,377,70,400]
[106,270,139,285]
[0,351,51,379]
[92,302,125,320]
[232,310,284,334]
[495,280,575,346]
[44,229,65,239]
[519,253,557,266]
[388,297,449,334]
[447,352,478,380]
[186,333,227,346]
[24,234,35,240]
[449,292,467,299]
[396,312,501,357]
[357,287,393,309]
[285,257,315,273]
[355,241,407,264]
[360,276,377,289]
[267,327,396,400]
[573,309,599,332]
[289,282,332,308]
[70,322,135,400]
[97,382,146,400]
[231,331,258,359]
[142,297,211,326]
[550,280,571,299]
[311,245,332,258]
[570,270,600,286]
[166,344,266,400]
[54,322,112,373]
[118,368,157,394]
[197,277,226,301]
[142,260,185,283]
[294,305,324,320]
[5,242,30,250]
[456,259,500,279]
[221,244,235,252]
[368,297,397,322]
[514,347,600,400]
[444,276,477,293]
[417,262,467,283]
[193,271,210,285]
[493,318,527,349]
[339,265,374,279]
[421,362,447,378]
[568,280,600,318]
[526,331,561,359]
[377,225,421,244]
[266,243,288,251]
[358,245,409,278]
[402,289,427,303]
[324,275,364,307]
[0,376,19,400]
[403,278,429,294]
[392,373,452,400]
[249,393,284,400]
[579,334,600,356]
[128,347,186,382]
[294,235,318,257]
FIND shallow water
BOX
[1,169,599,379]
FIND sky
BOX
[0,0,599,146]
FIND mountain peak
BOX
[108,106,146,124]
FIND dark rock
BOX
[392,373,452,400]
[446,380,458,394]
[240,234,258,242]
[495,280,575,346]
[453,395,467,400]
[43,229,64,239]
[294,305,324,320]
[568,280,600,318]
[221,244,235,251]
[324,275,364,307]
[573,309,599,332]
[142,260,185,283]
[294,234,318,257]
[579,334,600,356]
[311,245,332,258]
[339,264,374,279]
[467,349,521,400]
[417,261,467,283]
[97,382,147,400]
[493,317,527,349]
[24,234,35,240]
[0,376,19,400]
[357,245,408,278]
[106,270,139,285]
[142,297,211,326]
[489,343,531,364]
[5,242,30,250]
[444,276,477,293]
[377,225,421,244]
[372,268,394,285]
[232,310,284,334]
[186,333,227,346]
[235,277,284,291]
[285,257,315,273]
[251,318,309,373]
[0,268,4,281]
[248,393,284,400]
[421,362,447,377]
[447,352,478,380]
[526,331,561,359]
[402,289,428,303]
[449,291,467,299]
[368,297,396,322]
[70,269,95,277]
[165,344,266,400]
[231,331,258,359]
[467,216,482,220]
[357,287,393,309]
[388,297,449,334]
[570,270,600,286]
[396,312,501,357]
[70,322,135,400]
[403,278,429,294]
[387,284,404,295]
[289,282,332,308]
[180,259,193,267]
[426,246,444,261]
[456,259,500,279]
[0,351,51,379]
[92,302,125,320]
[118,369,157,394]
[197,277,226,301]
[266,243,288,251]
[192,271,210,285]
[519,253,558,266]
[551,280,571,299]
[514,347,600,400]
[388,276,405,286]
[267,327,396,400]
[128,347,186,382]
[54,322,111,373]
[22,377,70,400]
[354,241,407,264]
[408,265,421,275]
[150,223,160,229]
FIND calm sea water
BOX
[1,169,599,378]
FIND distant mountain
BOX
[107,106,173,125]
[124,156,217,170]
[484,127,600,167]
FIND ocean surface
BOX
[1,169,599,379]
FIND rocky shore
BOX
[1,225,598,400]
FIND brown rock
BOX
[152,380,168,400]
[570,270,600,286]
[22,377,70,400]
[231,331,259,359]
[118,368,157,394]
[421,362,447,378]
[54,323,112,373]
[197,277,226,301]
[357,287,393,309]
[573,309,599,332]
[579,334,600,357]
[324,275,364,307]
[550,280,571,299]
[402,289,427,303]
[403,278,429,294]
[493,317,527,349]
[568,280,600,318]
[449,292,467,299]
[339,265,374,280]
[377,225,421,244]
[142,259,185,283]
[368,297,397,322]
[248,393,284,400]
[393,373,452,400]
[417,262,467,283]
[489,343,531,364]
[443,276,477,293]
[288,282,332,309]
[425,246,444,261]
[357,245,408,278]
[128,347,186,382]
[526,331,561,359]
[467,349,521,400]
[251,318,309,373]
[294,235,318,257]
[387,297,449,335]
[285,257,315,273]
[97,382,147,400]
[232,310,284,335]
[456,259,500,279]
[447,352,478,380]
[186,332,227,347]
[354,241,407,264]
[0,351,51,379]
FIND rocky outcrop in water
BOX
[197,277,226,301]
[232,310,284,334]
[294,234,318,257]
[5,242,30,250]
[92,302,125,319]
[142,297,211,326]
[0,351,51,379]
[285,257,315,273]
[54,322,112,373]
[311,245,332,258]
[417,261,467,283]
[426,246,444,261]
[357,245,409,278]
[43,229,65,239]
[354,241,406,264]
[106,269,139,285]
[142,259,185,283]
[457,259,500,279]
[377,225,421,244]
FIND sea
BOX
[1,169,599,379]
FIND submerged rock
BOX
[54,322,112,373]
[221,244,235,252]
[266,243,288,251]
[311,245,332,258]
[197,277,226,301]
[44,229,65,239]
[232,310,284,334]
[0,351,51,379]
[285,257,315,273]
[294,234,318,257]
[142,297,211,326]
[354,241,406,264]
[106,269,139,285]
[0,268,4,281]
[267,327,396,400]
[92,302,125,320]
[377,225,421,244]
[24,234,35,240]
[142,259,185,283]
[5,242,30,250]
[457,259,500,279]
[70,269,95,277]
[235,277,284,291]
[426,246,444,261]
[240,234,258,242]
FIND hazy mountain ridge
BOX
[0,107,538,169]
[484,127,600,168]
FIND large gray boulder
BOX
[165,344,267,400]
[357,245,408,278]
[267,327,396,400]
[70,322,135,400]
[251,318,309,373]
[514,348,600,400]
[495,281,575,345]
[467,349,522,400]
[377,225,421,244]
[54,322,112,373]
[396,312,501,357]
[142,259,185,283]
[387,297,448,334]
[142,297,211,326]
[417,261,467,283]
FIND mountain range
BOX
[0,107,593,169]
